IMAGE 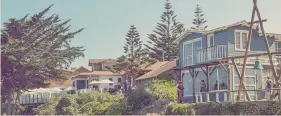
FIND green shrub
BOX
[77,91,123,115]
[127,87,153,110]
[148,77,177,102]
[164,102,195,115]
[106,100,132,115]
[55,95,79,115]
[35,92,124,115]
[33,96,60,115]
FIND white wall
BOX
[73,75,124,90]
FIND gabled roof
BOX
[76,70,122,77]
[174,20,281,44]
[136,60,177,81]
[88,59,117,66]
[143,61,170,71]
[47,79,72,88]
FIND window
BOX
[118,78,121,83]
[109,78,113,86]
[207,34,214,47]
[276,41,281,52]
[183,38,202,66]
[235,30,249,51]
[76,80,86,89]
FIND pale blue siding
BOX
[179,33,206,68]
[227,26,275,57]
[179,25,279,103]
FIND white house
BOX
[72,59,124,90]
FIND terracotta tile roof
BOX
[88,59,117,66]
[77,70,121,76]
[143,61,170,71]
[47,79,72,87]
[136,60,177,80]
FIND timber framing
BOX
[178,51,281,102]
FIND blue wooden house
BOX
[173,20,281,103]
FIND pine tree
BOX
[144,0,185,61]
[1,5,85,114]
[107,25,155,86]
[191,4,207,30]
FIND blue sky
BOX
[2,0,281,69]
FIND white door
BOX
[183,43,193,66]
[207,34,214,60]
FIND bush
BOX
[106,100,131,115]
[148,77,177,102]
[77,91,123,115]
[127,87,153,110]
[33,96,60,115]
[164,102,195,115]
[55,95,79,115]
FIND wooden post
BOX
[232,59,251,101]
[195,94,198,103]
[227,59,232,101]
[206,93,210,102]
[238,0,257,101]
[189,69,196,102]
[206,66,210,91]
[28,94,31,104]
[255,71,258,101]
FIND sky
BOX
[2,0,281,69]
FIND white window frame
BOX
[207,33,215,48]
[234,30,249,51]
[182,38,202,66]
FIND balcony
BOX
[197,45,227,63]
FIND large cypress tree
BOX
[191,4,207,30]
[144,0,185,61]
[1,5,85,114]
[107,25,155,87]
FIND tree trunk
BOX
[12,92,21,115]
[6,91,13,115]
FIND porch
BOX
[179,52,281,103]
[194,88,281,103]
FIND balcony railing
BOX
[195,88,281,103]
[197,45,227,63]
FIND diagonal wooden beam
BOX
[238,0,257,101]
[200,67,207,76]
[254,0,279,87]
[219,61,229,74]
[210,65,218,75]
[195,70,199,77]
[189,69,194,77]
[232,59,251,101]
[247,19,267,24]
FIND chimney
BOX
[169,56,178,61]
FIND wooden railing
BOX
[75,88,97,93]
[18,88,114,105]
[19,93,55,105]
[197,45,227,63]
[195,88,281,103]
